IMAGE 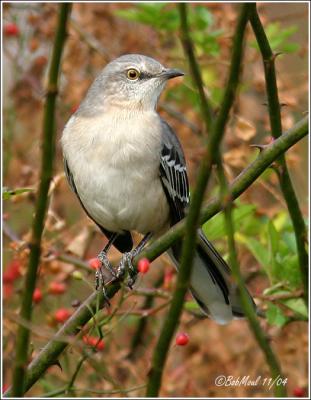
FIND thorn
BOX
[272,51,283,60]
[49,359,62,372]
[250,143,269,152]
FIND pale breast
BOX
[61,111,170,234]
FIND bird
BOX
[61,54,256,324]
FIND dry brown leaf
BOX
[66,225,93,257]
[223,145,250,168]
[235,116,256,141]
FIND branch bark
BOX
[10,4,72,397]
[249,3,308,304]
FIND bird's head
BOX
[79,54,184,114]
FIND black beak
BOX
[160,68,185,80]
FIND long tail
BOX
[168,229,257,325]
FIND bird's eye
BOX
[127,68,140,80]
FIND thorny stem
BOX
[3,115,308,398]
[145,4,250,396]
[10,4,72,397]
[249,3,308,304]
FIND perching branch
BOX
[10,4,72,397]
[3,114,308,398]
[249,3,308,304]
[145,4,250,397]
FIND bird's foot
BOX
[117,251,138,289]
[95,251,118,306]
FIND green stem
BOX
[179,3,214,131]
[249,3,308,304]
[10,4,72,397]
[217,157,286,397]
[145,4,250,396]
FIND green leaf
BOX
[184,300,204,317]
[282,231,297,253]
[266,303,289,327]
[203,203,256,241]
[3,187,33,200]
[281,298,308,319]
[235,234,270,270]
[267,220,281,282]
[250,22,300,53]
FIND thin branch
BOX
[257,289,304,303]
[127,274,164,360]
[179,2,214,131]
[217,158,286,397]
[70,17,110,62]
[146,4,250,396]
[10,4,72,397]
[3,115,308,399]
[249,3,308,304]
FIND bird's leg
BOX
[95,233,118,301]
[117,232,152,288]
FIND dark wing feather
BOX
[159,120,190,225]
[64,158,133,253]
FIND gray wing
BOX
[64,158,133,253]
[159,119,190,225]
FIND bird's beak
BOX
[160,68,185,80]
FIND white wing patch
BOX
[160,144,190,222]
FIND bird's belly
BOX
[76,164,170,234]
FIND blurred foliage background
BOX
[2,2,308,397]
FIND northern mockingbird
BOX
[61,54,256,324]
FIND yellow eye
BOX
[127,68,140,80]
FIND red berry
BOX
[54,308,71,323]
[293,387,306,397]
[33,288,43,303]
[175,332,189,346]
[4,23,20,37]
[88,257,101,270]
[48,281,67,295]
[138,258,150,274]
[3,260,21,283]
[83,335,105,351]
